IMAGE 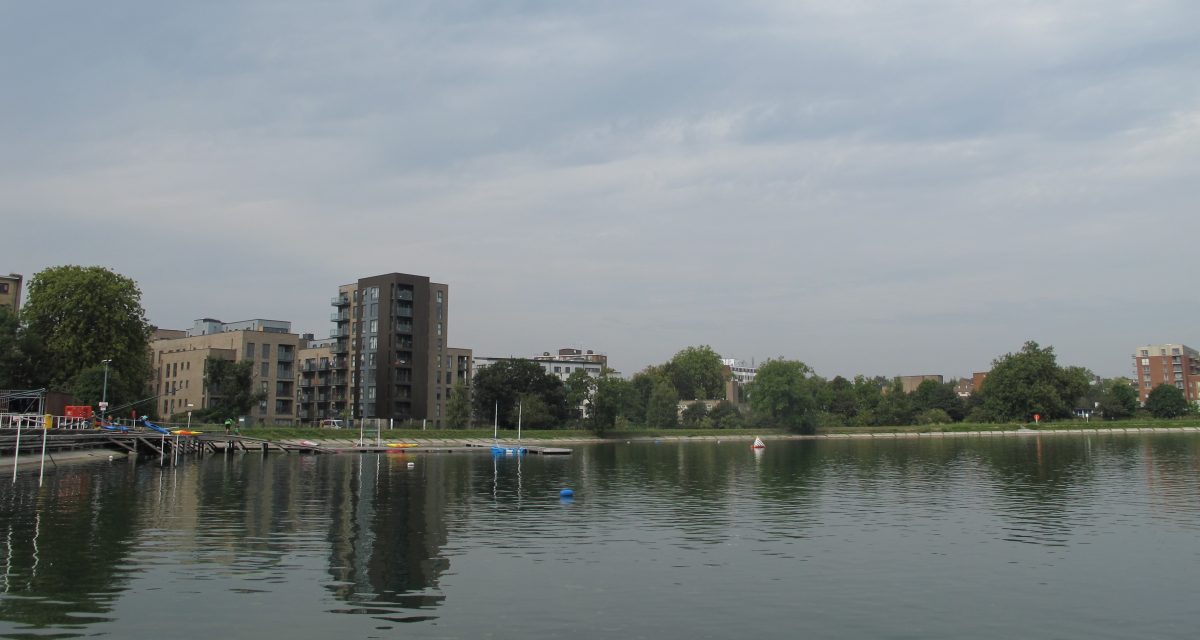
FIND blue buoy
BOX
[559,488,574,498]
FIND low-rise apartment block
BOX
[151,319,300,424]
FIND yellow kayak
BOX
[386,443,418,449]
[172,429,202,436]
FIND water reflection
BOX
[1,433,1199,639]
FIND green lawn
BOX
[181,417,1200,442]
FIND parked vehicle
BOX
[320,419,344,429]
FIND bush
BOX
[916,409,952,425]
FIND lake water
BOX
[2,434,1198,639]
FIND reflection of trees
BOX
[0,463,143,630]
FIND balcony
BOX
[299,379,313,387]
[395,307,413,318]
[332,294,350,307]
[332,356,348,369]
[395,290,413,301]
[333,341,349,355]
[330,327,349,339]
[331,311,350,322]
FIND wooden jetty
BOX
[2,428,570,466]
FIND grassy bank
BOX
[177,418,1200,442]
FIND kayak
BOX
[386,443,418,449]
[172,429,202,436]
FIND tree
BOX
[18,266,152,407]
[1145,383,1190,419]
[646,378,679,429]
[564,368,595,420]
[516,392,555,428]
[828,376,858,421]
[589,374,633,436]
[749,359,822,434]
[912,379,965,422]
[626,368,663,425]
[979,342,1089,421]
[662,345,727,400]
[873,378,915,426]
[707,400,743,429]
[1096,379,1138,419]
[195,357,261,423]
[471,359,569,428]
[680,401,709,427]
[445,380,472,428]
[0,307,43,389]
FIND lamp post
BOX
[186,403,195,430]
[100,359,112,421]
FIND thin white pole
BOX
[493,401,498,442]
[11,427,21,483]
[38,427,48,486]
[517,401,522,442]
[358,418,364,448]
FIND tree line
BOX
[450,341,1193,435]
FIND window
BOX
[1141,350,1149,357]
[0,283,7,293]
[369,320,377,333]
[436,290,443,303]
[262,344,271,360]
[368,336,377,350]
[261,362,269,377]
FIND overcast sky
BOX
[3,1,1198,380]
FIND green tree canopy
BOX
[1145,383,1190,419]
[19,266,152,407]
[680,401,709,427]
[589,373,633,436]
[979,342,1090,421]
[0,307,44,389]
[749,359,823,434]
[707,400,744,429]
[195,357,261,422]
[662,345,727,400]
[445,379,472,428]
[912,379,965,422]
[471,359,569,428]
[1096,379,1138,419]
[564,368,595,419]
[645,378,680,429]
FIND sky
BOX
[3,1,1198,380]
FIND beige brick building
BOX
[0,273,22,315]
[151,320,300,425]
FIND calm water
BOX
[2,435,1199,639]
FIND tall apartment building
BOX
[150,319,300,424]
[331,273,465,426]
[1132,343,1200,405]
[0,273,22,314]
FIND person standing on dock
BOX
[224,418,233,436]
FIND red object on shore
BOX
[65,405,94,419]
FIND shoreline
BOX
[283,425,1200,448]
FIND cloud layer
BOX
[3,1,1198,378]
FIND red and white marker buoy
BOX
[751,437,766,449]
